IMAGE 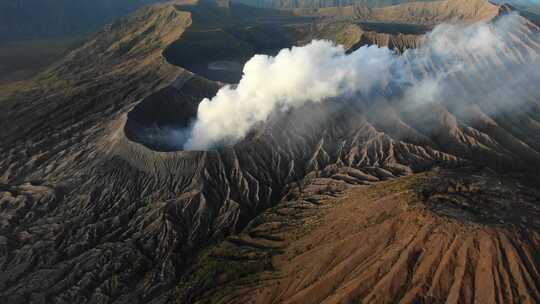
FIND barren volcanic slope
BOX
[1,0,540,303]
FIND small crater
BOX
[124,77,219,151]
[421,169,540,227]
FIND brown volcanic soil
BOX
[191,169,540,304]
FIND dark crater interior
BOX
[357,22,432,35]
[163,24,296,83]
[124,77,220,151]
[163,2,307,83]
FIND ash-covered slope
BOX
[0,1,540,303]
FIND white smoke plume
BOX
[184,42,396,150]
[183,13,539,150]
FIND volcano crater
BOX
[124,77,220,152]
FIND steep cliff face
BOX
[1,1,540,303]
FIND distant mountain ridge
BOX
[233,0,437,9]
[0,0,163,42]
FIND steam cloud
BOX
[183,13,540,150]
